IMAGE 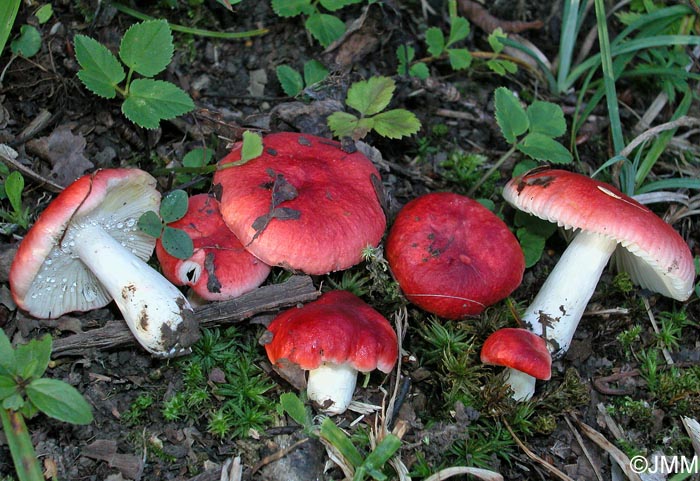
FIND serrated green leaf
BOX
[14,335,51,380]
[516,132,573,164]
[10,25,41,57]
[161,226,194,260]
[346,76,395,117]
[137,211,164,238]
[35,4,53,24]
[303,59,328,86]
[26,378,93,424]
[425,27,445,57]
[410,62,430,79]
[0,330,13,375]
[276,64,304,97]
[319,0,363,11]
[371,109,421,139]
[517,227,546,268]
[122,79,194,129]
[487,58,517,75]
[271,0,313,17]
[305,13,345,48]
[328,111,361,139]
[3,392,23,410]
[487,27,506,54]
[160,189,189,223]
[447,16,469,46]
[447,48,471,70]
[0,375,17,400]
[527,101,567,137]
[119,20,173,77]
[182,147,214,168]
[396,45,414,75]
[494,87,528,144]
[241,130,264,163]
[74,35,125,99]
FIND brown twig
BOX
[457,0,543,34]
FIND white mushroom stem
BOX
[509,230,618,400]
[71,223,197,357]
[306,362,358,415]
[504,368,536,401]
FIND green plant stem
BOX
[0,408,44,481]
[109,2,269,39]
[467,144,516,198]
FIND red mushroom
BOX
[263,290,398,415]
[385,192,525,319]
[155,194,271,301]
[480,328,551,400]
[9,169,199,357]
[212,132,386,275]
[502,168,695,396]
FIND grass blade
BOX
[0,0,21,56]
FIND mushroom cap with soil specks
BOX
[480,328,552,381]
[385,192,525,319]
[212,132,386,275]
[156,194,271,301]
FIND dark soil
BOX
[1,1,698,481]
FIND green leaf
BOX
[0,330,13,375]
[487,27,506,54]
[517,227,546,268]
[137,211,164,238]
[425,27,445,57]
[346,76,395,117]
[271,0,313,17]
[161,226,194,260]
[3,392,23,411]
[305,13,345,48]
[527,101,566,137]
[320,417,363,467]
[26,378,93,424]
[447,16,470,46]
[0,0,21,58]
[119,19,173,77]
[276,64,304,97]
[396,45,414,76]
[516,132,573,164]
[35,4,53,24]
[319,0,363,11]
[74,34,125,99]
[494,87,528,144]
[279,392,310,428]
[10,25,40,57]
[303,59,329,86]
[4,170,23,214]
[447,48,472,70]
[160,189,189,223]
[410,62,429,79]
[14,335,51,380]
[182,147,214,168]
[241,130,263,163]
[355,434,402,481]
[371,109,421,139]
[0,375,17,400]
[487,58,517,75]
[122,79,194,129]
[327,111,361,138]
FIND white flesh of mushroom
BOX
[306,362,358,415]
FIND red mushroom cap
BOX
[264,290,398,373]
[212,132,386,275]
[385,192,525,319]
[155,194,271,300]
[10,169,159,317]
[480,328,552,380]
[502,168,695,301]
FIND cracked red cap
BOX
[480,328,552,380]
[264,290,398,373]
[386,192,525,319]
[502,168,695,301]
[212,132,386,275]
[155,194,271,301]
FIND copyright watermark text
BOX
[630,455,699,474]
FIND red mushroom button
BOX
[156,194,271,301]
[9,169,199,357]
[480,328,551,400]
[212,132,386,275]
[386,192,525,319]
[263,290,398,415]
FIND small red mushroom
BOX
[212,132,386,275]
[480,328,551,400]
[263,290,398,415]
[385,192,525,319]
[155,194,271,301]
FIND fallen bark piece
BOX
[52,276,318,357]
[82,439,143,481]
[458,0,543,33]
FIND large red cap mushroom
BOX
[385,192,525,319]
[480,328,551,400]
[212,132,386,275]
[263,290,398,415]
[501,168,694,396]
[9,169,199,357]
[156,194,271,301]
